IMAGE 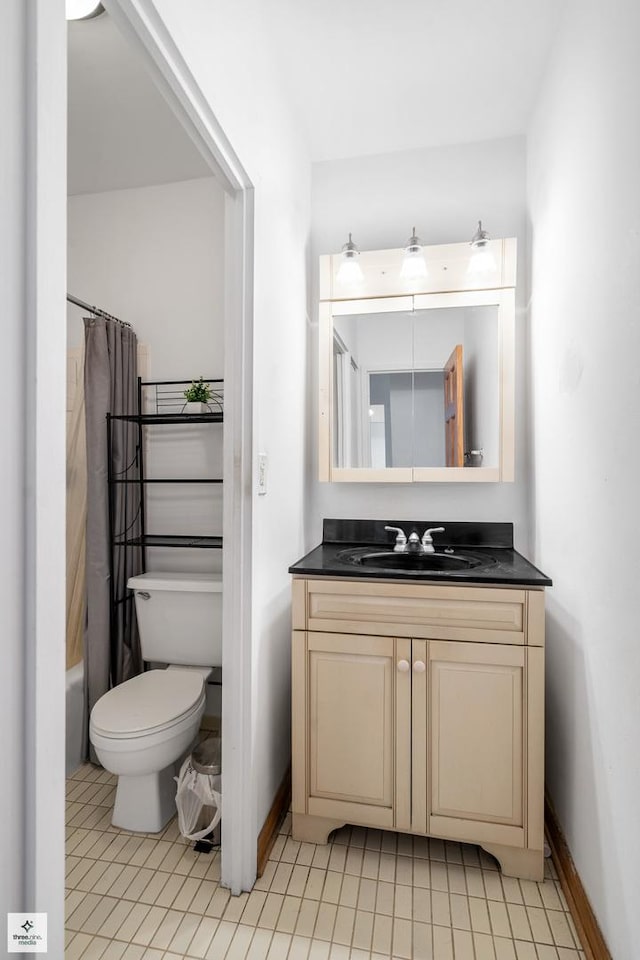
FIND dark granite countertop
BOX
[289,520,552,587]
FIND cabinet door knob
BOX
[413,660,426,673]
[397,659,410,672]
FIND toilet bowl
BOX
[90,667,209,832]
[89,571,222,833]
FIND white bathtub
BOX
[66,660,85,776]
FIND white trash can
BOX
[175,737,221,848]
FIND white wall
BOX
[68,176,224,570]
[69,176,225,709]
[150,0,312,837]
[310,136,530,549]
[527,0,640,954]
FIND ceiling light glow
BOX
[66,0,104,21]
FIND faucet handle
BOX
[421,526,445,553]
[384,525,407,552]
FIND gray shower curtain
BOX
[83,317,143,761]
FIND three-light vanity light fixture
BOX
[336,221,497,285]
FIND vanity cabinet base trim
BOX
[292,813,346,845]
[481,842,544,882]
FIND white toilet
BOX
[90,571,222,833]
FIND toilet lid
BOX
[91,669,205,737]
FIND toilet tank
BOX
[127,572,222,667]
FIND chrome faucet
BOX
[384,526,407,552]
[385,525,445,554]
[420,526,445,554]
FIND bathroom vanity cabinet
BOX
[290,576,546,880]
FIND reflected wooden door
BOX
[444,344,464,467]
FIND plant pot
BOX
[183,401,209,414]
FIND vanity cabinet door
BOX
[302,631,407,830]
[427,640,526,848]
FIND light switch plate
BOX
[257,453,267,495]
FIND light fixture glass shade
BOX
[400,227,427,281]
[66,0,104,20]
[336,233,364,285]
[468,220,497,275]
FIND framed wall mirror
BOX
[318,239,516,482]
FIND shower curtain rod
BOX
[67,293,131,327]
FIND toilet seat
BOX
[90,669,206,740]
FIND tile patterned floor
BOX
[66,764,586,960]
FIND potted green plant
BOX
[183,377,213,414]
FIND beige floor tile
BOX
[449,893,471,930]
[515,940,538,960]
[275,895,302,934]
[281,838,301,863]
[118,902,152,943]
[431,889,451,927]
[186,916,219,958]
[269,835,286,861]
[130,906,168,947]
[266,931,292,959]
[447,863,467,895]
[307,940,331,960]
[470,896,492,934]
[526,906,554,944]
[344,847,364,877]
[356,878,377,913]
[81,936,114,960]
[287,865,311,898]
[224,921,254,960]
[295,843,316,867]
[98,899,141,941]
[453,928,476,960]
[413,921,433,960]
[546,910,576,949]
[370,913,392,955]
[413,885,431,925]
[66,931,94,960]
[294,899,319,938]
[536,945,560,959]
[360,849,380,880]
[304,868,326,901]
[246,927,274,960]
[375,881,395,918]
[65,777,586,960]
[377,852,396,883]
[332,905,356,945]
[320,870,342,904]
[240,891,268,927]
[494,937,518,960]
[223,892,250,924]
[337,873,359,908]
[67,892,104,932]
[392,916,413,958]
[287,935,311,960]
[394,882,413,920]
[430,861,448,892]
[205,920,237,959]
[206,885,231,918]
[473,931,498,960]
[351,910,374,951]
[256,891,284,931]
[488,899,511,939]
[508,903,533,941]
[395,856,413,886]
[312,902,337,941]
[432,923,454,960]
[149,909,184,950]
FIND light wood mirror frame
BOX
[318,238,517,483]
